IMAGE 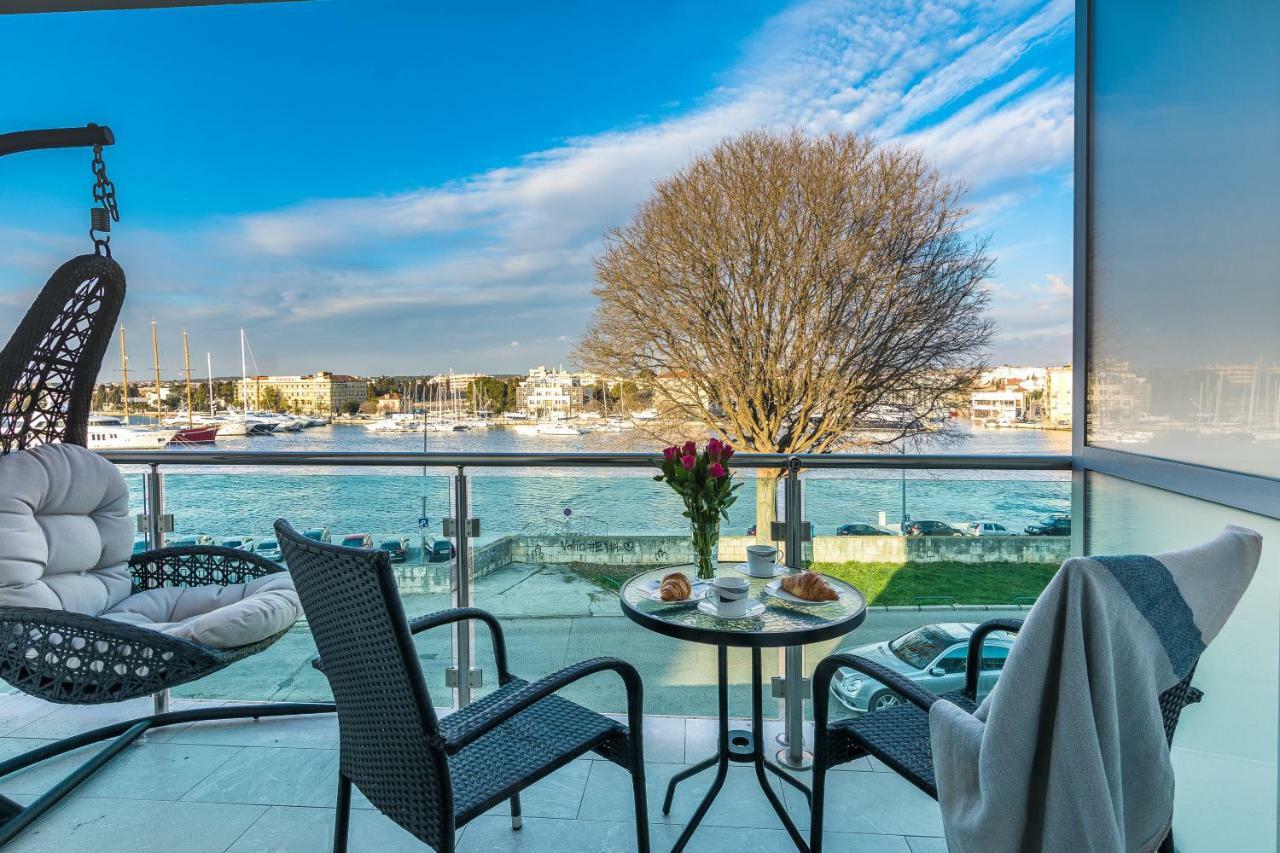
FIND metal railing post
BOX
[452,466,473,708]
[777,457,812,770]
[144,464,169,716]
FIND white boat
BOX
[512,423,541,436]
[537,422,586,436]
[87,421,177,450]
[366,414,422,433]
[631,408,658,421]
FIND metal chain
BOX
[90,142,119,257]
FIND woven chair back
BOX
[276,520,454,849]
[0,254,124,455]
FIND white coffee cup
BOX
[745,544,778,577]
[713,576,750,617]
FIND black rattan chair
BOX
[0,163,332,843]
[275,519,650,853]
[809,618,1202,853]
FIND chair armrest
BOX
[963,618,1024,700]
[312,606,514,681]
[129,545,282,592]
[442,656,642,755]
[407,607,512,684]
[813,652,942,752]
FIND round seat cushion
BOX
[0,444,133,614]
[101,573,301,650]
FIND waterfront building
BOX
[427,372,490,394]
[979,365,1046,392]
[234,371,366,415]
[1045,365,1073,427]
[971,389,1024,422]
[516,366,587,418]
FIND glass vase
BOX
[690,519,720,580]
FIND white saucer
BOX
[638,578,711,605]
[764,578,837,606]
[731,563,787,579]
[698,598,766,620]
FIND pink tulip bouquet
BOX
[656,438,741,579]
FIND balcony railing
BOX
[100,449,1072,767]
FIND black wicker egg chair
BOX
[0,126,333,846]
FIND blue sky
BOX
[0,0,1074,378]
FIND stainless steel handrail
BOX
[98,449,1072,470]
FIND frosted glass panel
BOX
[1086,473,1277,852]
[1088,2,1280,475]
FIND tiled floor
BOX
[0,694,943,852]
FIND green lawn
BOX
[567,559,1057,607]
[815,560,1056,607]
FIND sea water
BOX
[124,421,1071,543]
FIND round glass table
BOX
[619,565,866,853]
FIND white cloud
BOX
[1,0,1075,373]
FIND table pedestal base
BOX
[662,646,812,853]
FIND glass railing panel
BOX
[468,467,784,717]
[126,467,455,705]
[800,469,1071,721]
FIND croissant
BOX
[780,571,837,602]
[659,572,692,601]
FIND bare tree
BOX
[575,130,993,538]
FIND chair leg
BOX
[631,762,650,853]
[510,793,522,830]
[810,757,827,853]
[334,772,352,853]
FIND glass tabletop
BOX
[619,564,867,648]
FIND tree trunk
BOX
[755,469,782,546]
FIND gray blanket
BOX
[930,525,1263,853]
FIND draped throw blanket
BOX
[930,525,1263,853]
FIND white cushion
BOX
[0,444,133,614]
[101,573,301,649]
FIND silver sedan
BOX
[828,622,1015,713]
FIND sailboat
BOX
[165,326,219,443]
[88,324,177,450]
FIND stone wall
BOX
[502,533,1069,567]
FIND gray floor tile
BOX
[0,695,58,737]
[0,740,241,801]
[226,804,427,852]
[4,697,223,742]
[166,709,339,749]
[457,814,680,852]
[602,714,686,764]
[905,836,949,853]
[579,757,793,830]
[480,758,593,819]
[12,796,267,853]
[181,745,340,808]
[786,768,944,837]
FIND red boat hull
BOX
[172,425,220,443]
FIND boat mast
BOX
[182,330,194,428]
[150,320,162,422]
[119,324,130,421]
[240,328,249,414]
[206,353,215,416]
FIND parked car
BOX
[166,534,214,547]
[379,536,410,563]
[254,538,284,562]
[906,520,964,537]
[302,527,331,544]
[339,533,374,550]
[836,523,891,536]
[963,521,1011,537]
[1025,514,1071,536]
[427,538,456,563]
[746,524,756,536]
[220,536,255,551]
[829,623,1015,713]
